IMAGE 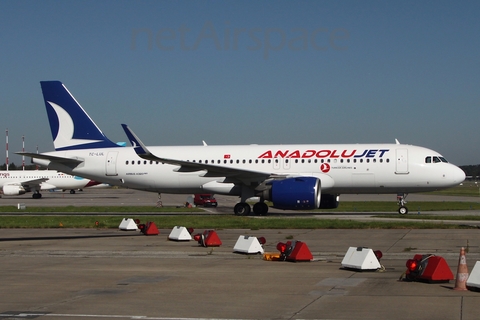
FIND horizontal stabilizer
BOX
[16,152,84,165]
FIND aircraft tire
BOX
[398,206,408,214]
[253,202,269,215]
[70,189,76,194]
[234,203,251,216]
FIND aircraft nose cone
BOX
[453,166,466,184]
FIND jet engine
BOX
[263,177,321,210]
[3,185,27,196]
[319,194,340,209]
[259,177,340,211]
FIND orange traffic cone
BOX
[454,247,469,291]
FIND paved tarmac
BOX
[1,188,480,319]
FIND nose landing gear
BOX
[397,193,408,214]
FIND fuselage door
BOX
[105,151,118,176]
[395,148,409,174]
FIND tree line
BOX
[0,163,40,170]
[460,164,480,179]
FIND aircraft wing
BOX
[16,152,84,165]
[121,124,272,184]
[8,178,49,191]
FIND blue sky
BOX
[1,1,479,165]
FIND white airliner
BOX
[0,169,98,198]
[19,81,465,214]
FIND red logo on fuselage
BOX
[320,163,330,173]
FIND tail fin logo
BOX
[48,101,103,150]
[40,81,119,151]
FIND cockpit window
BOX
[426,156,449,164]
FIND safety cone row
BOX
[454,247,469,291]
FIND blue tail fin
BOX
[40,81,119,151]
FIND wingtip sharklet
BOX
[121,124,152,157]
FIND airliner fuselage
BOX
[21,81,466,215]
[36,143,464,196]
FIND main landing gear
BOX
[32,191,42,199]
[234,201,269,216]
[397,193,408,214]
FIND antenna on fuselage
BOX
[395,139,400,145]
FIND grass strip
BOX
[0,215,476,229]
[1,201,479,213]
[0,205,203,213]
[316,201,480,212]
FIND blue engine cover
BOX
[270,177,321,210]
